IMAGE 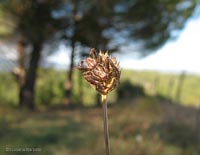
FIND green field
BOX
[0,69,200,154]
[0,69,199,107]
[121,70,200,106]
[0,97,200,155]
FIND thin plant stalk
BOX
[102,94,110,155]
[77,49,120,155]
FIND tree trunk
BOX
[19,41,42,110]
[63,0,78,106]
[12,35,27,107]
[64,40,75,106]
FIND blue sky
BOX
[48,17,200,75]
[118,17,200,74]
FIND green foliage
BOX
[0,73,18,106]
[37,69,115,106]
[36,69,66,105]
[0,0,66,41]
[0,4,14,37]
[1,0,197,53]
[72,70,98,105]
[118,0,197,52]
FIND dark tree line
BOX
[0,0,198,109]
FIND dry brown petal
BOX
[77,48,121,95]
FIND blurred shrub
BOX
[36,69,65,105]
[117,80,145,101]
[0,73,18,106]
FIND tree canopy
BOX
[1,0,198,55]
[0,0,198,108]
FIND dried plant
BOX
[78,48,121,155]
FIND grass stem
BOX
[101,94,110,155]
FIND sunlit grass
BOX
[0,69,200,107]
[0,97,199,155]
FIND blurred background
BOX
[0,0,200,155]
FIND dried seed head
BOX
[77,48,121,95]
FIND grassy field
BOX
[120,70,200,106]
[0,69,200,107]
[0,96,200,155]
[0,69,200,154]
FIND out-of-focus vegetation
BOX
[0,0,199,154]
[0,96,200,155]
[0,73,18,105]
[0,0,198,109]
[0,69,200,107]
[121,70,200,106]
